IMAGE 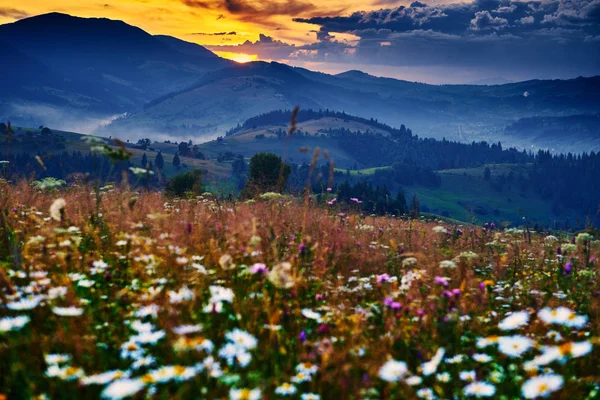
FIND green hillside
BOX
[1,126,232,180]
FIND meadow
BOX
[0,182,599,399]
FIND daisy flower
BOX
[497,335,534,357]
[296,362,319,376]
[52,306,84,317]
[101,379,145,399]
[225,329,258,350]
[275,383,297,395]
[301,309,323,323]
[464,382,496,397]
[172,324,203,335]
[291,372,312,383]
[460,370,477,382]
[421,348,445,376]
[498,311,529,330]
[0,315,30,332]
[406,375,423,386]
[521,374,563,398]
[229,388,261,400]
[378,359,408,382]
[472,353,492,363]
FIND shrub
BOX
[165,169,204,197]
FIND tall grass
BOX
[0,181,598,399]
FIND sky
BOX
[1,0,599,83]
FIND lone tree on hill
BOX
[244,152,290,196]
[141,153,147,168]
[165,169,204,197]
[155,151,164,170]
[173,152,181,168]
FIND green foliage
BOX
[32,177,66,191]
[165,169,204,197]
[245,153,290,196]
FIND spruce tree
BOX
[155,151,164,170]
[410,194,420,219]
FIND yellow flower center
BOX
[174,366,186,375]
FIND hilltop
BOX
[0,13,230,129]
[2,13,599,151]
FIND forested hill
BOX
[225,109,407,137]
[220,108,532,170]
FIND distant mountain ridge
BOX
[0,12,231,128]
[1,12,599,152]
[109,60,600,150]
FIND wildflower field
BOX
[1,183,599,399]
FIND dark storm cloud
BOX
[191,31,238,36]
[287,0,600,77]
[206,32,352,61]
[182,0,317,18]
[0,7,29,20]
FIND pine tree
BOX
[396,189,408,214]
[141,153,147,168]
[410,194,420,219]
[483,167,491,181]
[155,151,164,170]
[173,152,181,168]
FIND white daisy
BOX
[473,353,492,363]
[52,306,84,316]
[460,370,477,382]
[172,324,203,335]
[497,335,534,357]
[275,383,297,395]
[498,311,529,330]
[101,378,145,399]
[521,374,563,398]
[421,348,445,376]
[378,359,408,382]
[229,388,261,400]
[464,382,496,397]
[0,315,30,332]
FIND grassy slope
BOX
[409,169,581,227]
[3,127,584,227]
[334,163,581,227]
[3,127,232,180]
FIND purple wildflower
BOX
[249,263,269,274]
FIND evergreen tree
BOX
[483,167,491,181]
[155,151,164,170]
[396,190,408,215]
[173,152,181,168]
[141,153,147,168]
[410,194,420,219]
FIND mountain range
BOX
[2,13,600,152]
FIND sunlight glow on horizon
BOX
[213,51,259,63]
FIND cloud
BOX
[206,31,352,62]
[0,7,29,20]
[494,4,517,13]
[191,31,238,36]
[182,0,317,18]
[286,0,600,79]
[518,15,535,24]
[470,10,509,30]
